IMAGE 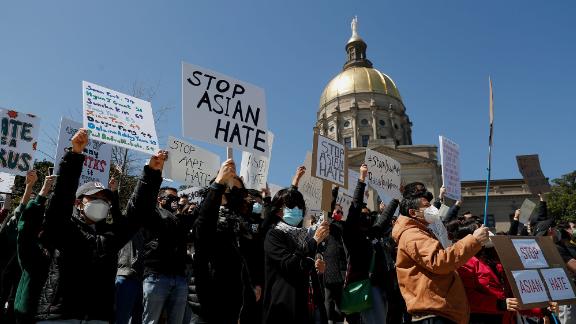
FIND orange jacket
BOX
[392,215,482,324]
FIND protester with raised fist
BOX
[392,181,489,324]
[34,129,164,324]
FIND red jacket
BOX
[458,255,546,323]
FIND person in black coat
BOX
[262,166,330,324]
[34,129,165,323]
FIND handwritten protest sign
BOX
[0,109,40,176]
[55,118,112,186]
[182,63,269,155]
[519,199,537,224]
[512,239,549,269]
[82,81,159,155]
[541,268,576,301]
[178,186,206,204]
[311,133,348,188]
[512,270,549,304]
[439,136,461,200]
[299,152,323,211]
[164,136,220,188]
[240,132,274,190]
[345,169,360,197]
[365,149,401,200]
[492,236,576,308]
[516,155,551,195]
[0,172,16,193]
[336,191,353,220]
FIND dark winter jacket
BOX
[117,229,145,279]
[263,221,327,324]
[35,151,161,321]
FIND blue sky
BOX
[1,0,574,187]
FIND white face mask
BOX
[424,205,441,224]
[82,199,110,223]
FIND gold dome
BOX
[320,67,402,106]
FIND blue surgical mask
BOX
[252,202,263,214]
[283,207,303,226]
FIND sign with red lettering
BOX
[55,118,112,186]
[540,268,576,301]
[512,270,549,304]
[512,239,548,269]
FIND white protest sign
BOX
[269,183,283,199]
[312,134,347,188]
[54,118,112,186]
[512,239,549,269]
[365,149,401,200]
[336,191,353,219]
[346,169,360,197]
[82,81,159,155]
[519,199,537,225]
[0,172,16,193]
[540,268,576,301]
[0,109,40,176]
[428,220,452,249]
[299,152,323,211]
[164,136,220,188]
[182,62,269,155]
[240,132,274,190]
[512,270,549,304]
[439,136,461,200]
[178,186,205,204]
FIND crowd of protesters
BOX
[0,128,573,324]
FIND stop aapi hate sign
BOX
[181,62,270,155]
[0,109,40,176]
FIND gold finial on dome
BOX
[348,16,363,44]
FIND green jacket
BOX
[15,196,50,316]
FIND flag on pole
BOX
[483,76,494,225]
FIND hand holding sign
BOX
[473,225,490,245]
[359,163,368,182]
[40,175,57,197]
[292,166,306,187]
[25,170,38,186]
[506,298,520,311]
[71,129,89,154]
[148,150,168,171]
[216,159,236,186]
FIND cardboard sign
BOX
[335,191,353,220]
[54,118,112,186]
[439,136,461,200]
[345,169,360,197]
[492,236,576,308]
[164,136,220,188]
[240,132,274,190]
[365,149,401,200]
[540,268,576,301]
[512,239,549,269]
[516,155,551,194]
[82,81,159,155]
[178,186,205,204]
[0,109,40,176]
[519,199,537,225]
[298,152,323,212]
[512,270,549,304]
[182,63,269,155]
[0,172,16,193]
[311,133,348,188]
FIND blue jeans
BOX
[142,274,187,324]
[115,275,143,324]
[360,287,387,324]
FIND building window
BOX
[361,119,368,125]
[380,135,386,139]
[344,137,352,149]
[401,124,404,129]
[344,120,350,128]
[396,140,400,146]
[394,124,399,129]
[379,120,385,126]
[485,214,495,228]
[361,135,370,147]
[329,126,334,132]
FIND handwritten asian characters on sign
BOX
[240,132,274,190]
[439,136,461,200]
[512,270,550,304]
[182,63,269,155]
[512,239,549,269]
[54,118,112,186]
[82,81,159,155]
[164,136,220,188]
[313,134,347,187]
[0,109,40,176]
[365,149,401,200]
[540,268,576,301]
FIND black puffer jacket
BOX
[35,151,161,321]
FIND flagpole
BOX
[483,77,494,225]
